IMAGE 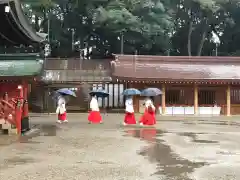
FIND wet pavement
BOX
[0,114,240,179]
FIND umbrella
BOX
[141,88,162,97]
[51,91,61,100]
[56,88,77,97]
[89,89,109,98]
[122,88,141,96]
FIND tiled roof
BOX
[112,55,240,81]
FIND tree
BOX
[93,0,174,54]
[171,0,236,56]
[20,0,240,57]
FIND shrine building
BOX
[111,55,240,116]
[0,0,45,134]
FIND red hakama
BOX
[58,111,67,121]
[140,107,156,125]
[124,112,136,125]
[88,111,102,123]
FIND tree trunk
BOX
[187,20,193,56]
[197,19,208,56]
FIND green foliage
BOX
[93,0,174,53]
[20,0,240,57]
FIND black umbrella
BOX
[89,89,109,98]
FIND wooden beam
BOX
[194,84,198,115]
[226,84,231,116]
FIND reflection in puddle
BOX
[125,128,205,180]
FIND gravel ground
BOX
[0,114,157,180]
[1,113,240,180]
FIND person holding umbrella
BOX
[56,95,67,123]
[123,96,136,125]
[55,88,77,123]
[122,88,141,125]
[139,88,162,126]
[139,97,156,125]
[88,89,109,124]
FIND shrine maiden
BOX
[139,98,156,125]
[88,95,102,124]
[56,96,68,123]
[123,97,136,125]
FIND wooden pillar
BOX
[117,83,120,108]
[226,84,231,116]
[194,84,198,115]
[112,83,115,108]
[161,84,166,115]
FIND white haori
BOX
[90,96,99,111]
[125,98,134,113]
[56,103,66,114]
[56,96,66,114]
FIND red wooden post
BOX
[15,99,22,134]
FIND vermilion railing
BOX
[0,92,28,134]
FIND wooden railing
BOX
[0,92,28,134]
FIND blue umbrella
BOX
[122,88,141,96]
[89,89,109,98]
[141,88,162,97]
[56,88,77,97]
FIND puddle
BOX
[125,128,205,180]
[178,132,219,144]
